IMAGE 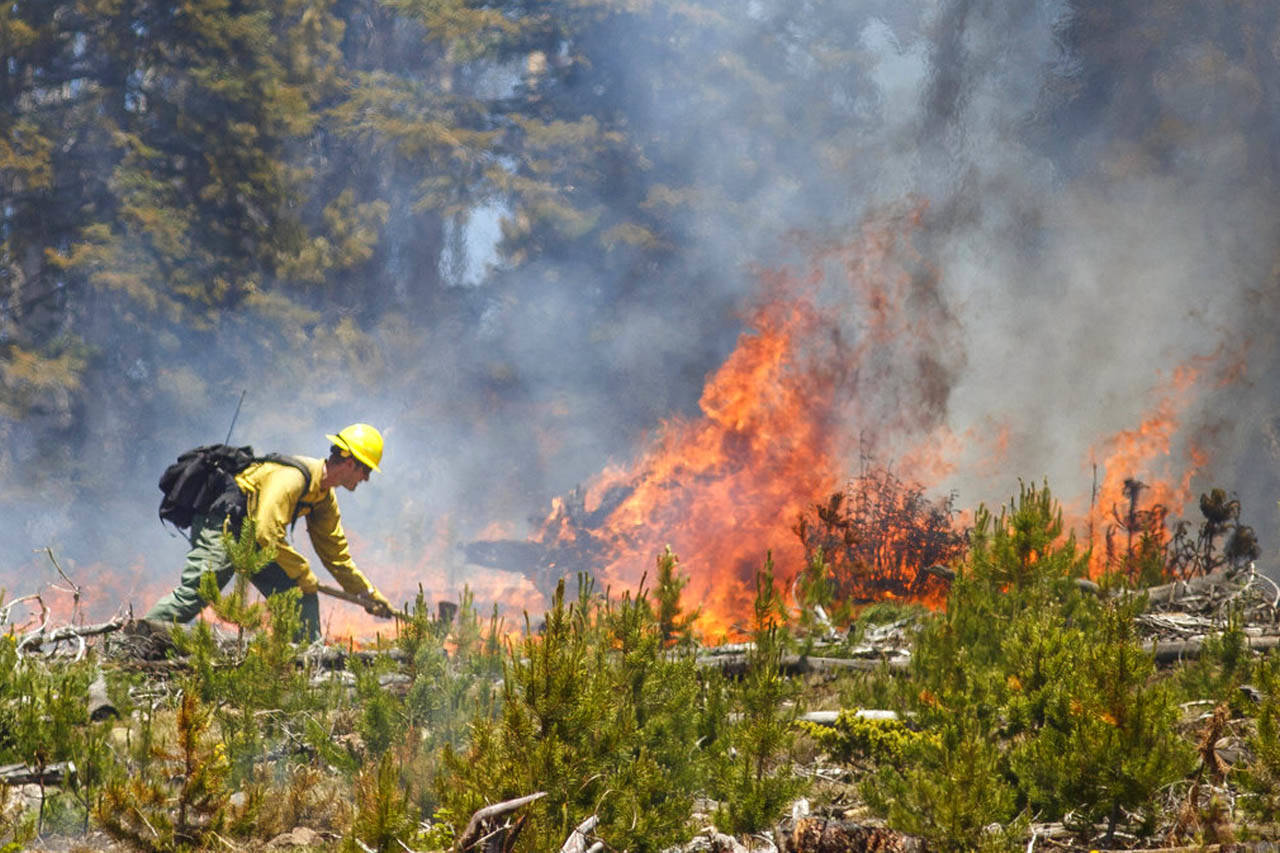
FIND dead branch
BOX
[40,545,81,610]
[17,615,128,654]
[1,593,40,629]
[558,814,599,853]
[1129,565,1247,608]
[454,791,546,852]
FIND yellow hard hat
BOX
[326,423,383,472]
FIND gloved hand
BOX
[364,588,394,619]
[296,570,319,595]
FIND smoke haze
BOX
[5,0,1278,627]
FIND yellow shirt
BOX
[233,455,374,596]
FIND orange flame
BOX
[508,212,1248,633]
[1080,348,1244,577]
[524,208,968,637]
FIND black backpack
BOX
[158,444,312,531]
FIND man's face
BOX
[337,456,371,492]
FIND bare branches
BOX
[795,467,965,604]
[17,616,129,656]
[0,593,45,630]
[40,545,81,613]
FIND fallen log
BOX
[1132,565,1247,605]
[699,653,909,678]
[88,668,118,720]
[700,633,1280,676]
[920,563,1278,615]
[0,761,76,786]
[799,710,901,725]
[1150,634,1280,664]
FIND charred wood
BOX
[462,482,635,598]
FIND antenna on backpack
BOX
[225,389,247,444]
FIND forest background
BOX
[4,0,1280,627]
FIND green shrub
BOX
[437,571,712,852]
[1008,596,1193,839]
[867,482,1193,849]
[714,553,807,835]
[864,707,1024,852]
[343,751,420,853]
[96,684,232,852]
[0,634,114,837]
[1239,652,1280,823]
[798,710,937,766]
[1174,606,1253,711]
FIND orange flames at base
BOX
[499,213,1247,637]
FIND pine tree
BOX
[715,552,806,835]
[437,574,710,851]
[870,483,1193,849]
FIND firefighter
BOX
[144,423,395,640]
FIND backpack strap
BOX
[256,454,315,531]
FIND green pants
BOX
[145,514,321,640]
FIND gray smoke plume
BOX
[4,0,1278,626]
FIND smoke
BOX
[5,0,1279,626]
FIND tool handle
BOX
[316,583,406,620]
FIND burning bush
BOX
[1102,479,1260,585]
[793,465,967,614]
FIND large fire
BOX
[467,208,972,637]
[4,210,1244,643]
[470,209,1244,637]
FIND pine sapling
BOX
[654,546,697,645]
[717,552,806,835]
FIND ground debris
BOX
[779,815,923,853]
[267,825,327,847]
